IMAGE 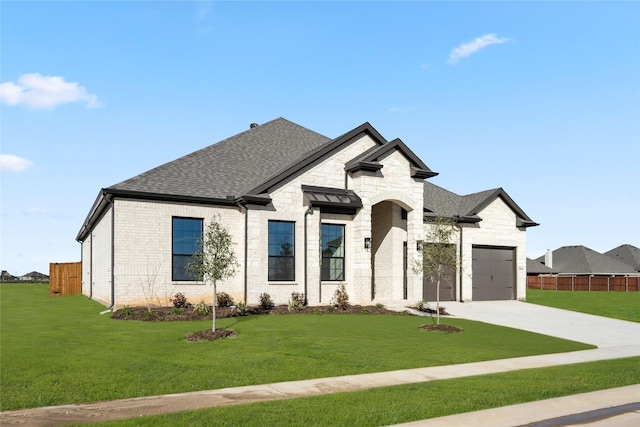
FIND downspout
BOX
[457,222,463,302]
[111,200,115,308]
[100,197,115,315]
[89,234,93,299]
[304,207,313,303]
[241,204,249,304]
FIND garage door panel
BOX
[472,247,515,301]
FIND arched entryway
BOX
[370,200,409,302]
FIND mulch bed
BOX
[111,304,409,341]
[111,304,405,321]
[420,324,462,333]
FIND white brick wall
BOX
[109,199,245,308]
[83,206,113,306]
[458,197,527,301]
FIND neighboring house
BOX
[533,245,638,276]
[604,244,640,272]
[1,270,18,282]
[526,257,556,276]
[76,118,538,309]
[20,271,50,282]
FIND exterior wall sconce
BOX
[364,237,371,251]
[416,240,423,251]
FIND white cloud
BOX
[0,73,102,110]
[447,33,510,65]
[0,154,34,172]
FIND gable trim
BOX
[248,122,388,195]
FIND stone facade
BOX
[79,122,533,309]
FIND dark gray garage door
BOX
[472,246,515,301]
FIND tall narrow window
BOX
[268,221,295,281]
[172,217,203,281]
[321,224,345,281]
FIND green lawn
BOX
[527,289,640,322]
[1,284,594,411]
[85,356,640,427]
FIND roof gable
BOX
[345,138,437,179]
[423,181,537,227]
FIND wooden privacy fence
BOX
[528,275,640,292]
[49,262,82,297]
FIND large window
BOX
[172,217,203,281]
[268,221,295,281]
[321,224,345,281]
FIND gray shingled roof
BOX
[604,244,640,272]
[422,181,536,226]
[107,118,332,200]
[533,245,638,275]
[526,258,557,274]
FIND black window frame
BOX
[172,217,203,282]
[321,223,345,281]
[268,220,295,281]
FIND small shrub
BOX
[259,293,274,310]
[288,292,306,311]
[416,300,428,311]
[361,307,370,314]
[170,292,190,309]
[144,310,157,318]
[375,303,385,309]
[172,308,184,315]
[216,292,234,307]
[121,305,133,317]
[193,300,209,316]
[235,301,248,315]
[330,284,350,309]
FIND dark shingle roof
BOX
[604,244,640,272]
[423,181,537,226]
[527,258,557,274]
[533,245,638,275]
[107,118,332,200]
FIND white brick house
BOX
[76,118,537,308]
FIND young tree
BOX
[412,216,458,325]
[186,215,238,332]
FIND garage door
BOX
[472,247,515,301]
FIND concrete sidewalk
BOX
[391,384,640,427]
[2,302,639,426]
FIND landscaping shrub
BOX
[331,284,349,309]
[193,300,209,316]
[259,293,274,310]
[216,292,234,307]
[288,292,306,311]
[170,292,191,309]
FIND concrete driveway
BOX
[442,300,640,351]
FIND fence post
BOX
[571,276,574,292]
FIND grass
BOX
[84,357,640,426]
[527,289,640,322]
[1,284,594,411]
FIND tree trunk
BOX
[436,274,441,325]
[212,281,217,332]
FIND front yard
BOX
[0,284,596,411]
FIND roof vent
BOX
[250,123,259,129]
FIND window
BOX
[321,224,345,281]
[172,217,203,281]
[268,221,295,281]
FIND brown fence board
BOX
[528,275,640,292]
[49,262,82,297]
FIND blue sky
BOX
[1,1,639,276]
